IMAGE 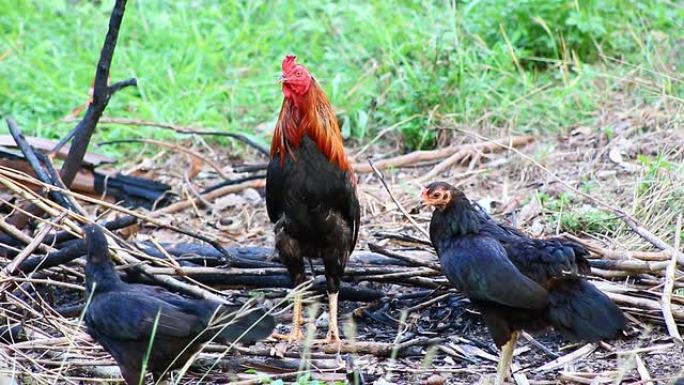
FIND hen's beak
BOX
[420,188,430,203]
[277,74,287,84]
[420,188,432,208]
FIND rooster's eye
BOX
[295,71,302,77]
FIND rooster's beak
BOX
[277,74,287,84]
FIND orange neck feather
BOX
[270,78,351,171]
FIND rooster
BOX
[422,182,624,385]
[266,55,360,344]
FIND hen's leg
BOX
[495,331,519,385]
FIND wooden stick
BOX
[417,136,525,182]
[154,179,264,216]
[588,259,670,273]
[0,173,83,234]
[661,213,683,342]
[69,116,269,156]
[6,118,82,214]
[532,343,597,373]
[352,135,534,173]
[634,354,653,385]
[58,0,135,187]
[564,234,672,261]
[1,218,57,277]
[368,243,440,271]
[604,291,684,320]
[98,138,230,179]
[369,160,430,239]
[0,217,51,253]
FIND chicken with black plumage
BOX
[82,226,274,385]
[422,182,625,385]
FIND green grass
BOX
[0,0,682,154]
[537,192,620,234]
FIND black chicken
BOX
[422,182,625,385]
[83,226,274,385]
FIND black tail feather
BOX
[211,305,275,344]
[547,279,625,342]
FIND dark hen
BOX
[83,226,274,384]
[266,55,360,343]
[422,182,624,385]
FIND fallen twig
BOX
[98,138,231,179]
[69,116,270,156]
[369,160,430,239]
[532,343,597,373]
[6,118,82,214]
[604,291,684,320]
[353,135,534,173]
[564,234,672,261]
[368,243,439,270]
[662,213,683,342]
[635,354,653,385]
[1,216,60,279]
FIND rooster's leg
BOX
[289,292,305,342]
[319,254,344,347]
[324,291,341,344]
[494,331,519,385]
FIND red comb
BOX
[282,55,297,72]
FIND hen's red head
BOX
[421,181,465,211]
[280,55,312,99]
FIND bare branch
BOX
[6,118,83,214]
[59,0,135,187]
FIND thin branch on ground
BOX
[661,213,683,343]
[369,159,430,239]
[6,118,84,215]
[63,116,270,156]
[353,135,533,173]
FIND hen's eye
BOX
[295,71,302,77]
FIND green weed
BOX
[539,191,619,233]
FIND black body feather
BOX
[266,137,360,293]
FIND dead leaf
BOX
[214,194,247,211]
[424,374,446,385]
[529,218,545,237]
[242,188,262,204]
[517,195,542,225]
